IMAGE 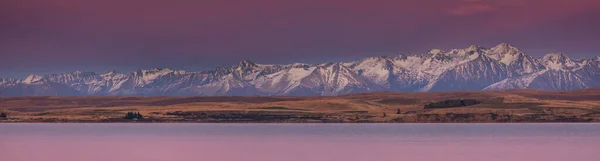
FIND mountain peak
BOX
[428,49,444,55]
[364,55,393,60]
[101,70,124,77]
[237,60,257,68]
[486,43,525,66]
[466,45,483,51]
[542,53,578,70]
[69,70,97,76]
[491,43,519,52]
[495,43,515,48]
[543,53,570,62]
[134,68,173,77]
[106,70,119,74]
[141,68,172,72]
[442,45,483,57]
[1,44,598,96]
[1,77,17,82]
[22,75,43,84]
[0,77,18,86]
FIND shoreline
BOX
[2,118,597,123]
[2,89,599,124]
[2,121,600,124]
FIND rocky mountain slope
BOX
[1,43,599,96]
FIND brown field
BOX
[1,89,600,123]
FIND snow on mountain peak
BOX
[67,71,99,77]
[133,68,175,84]
[467,45,483,51]
[237,60,257,68]
[101,70,125,78]
[140,68,173,74]
[0,77,18,85]
[428,49,444,55]
[149,68,172,72]
[1,77,15,82]
[446,45,484,57]
[0,78,19,89]
[487,43,524,65]
[1,44,598,96]
[494,43,516,49]
[22,75,44,84]
[491,43,520,53]
[290,63,310,67]
[543,53,569,61]
[104,70,119,75]
[542,53,578,70]
[353,56,394,85]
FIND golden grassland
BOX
[1,89,599,123]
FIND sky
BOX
[1,0,600,78]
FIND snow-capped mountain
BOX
[1,43,598,96]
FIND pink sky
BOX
[1,0,599,78]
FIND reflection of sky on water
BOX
[1,123,599,161]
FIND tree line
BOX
[124,112,143,120]
[424,99,480,109]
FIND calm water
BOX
[1,123,599,161]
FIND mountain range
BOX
[1,43,599,96]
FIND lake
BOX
[1,123,599,161]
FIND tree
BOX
[383,112,387,117]
[0,112,6,118]
[136,112,143,120]
[396,108,401,114]
[424,99,480,109]
[124,111,143,120]
[124,112,135,119]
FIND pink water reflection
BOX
[1,123,599,161]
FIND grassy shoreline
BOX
[2,89,599,123]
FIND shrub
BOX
[0,112,6,118]
[124,111,143,120]
[424,99,480,109]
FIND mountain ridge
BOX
[1,43,599,96]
